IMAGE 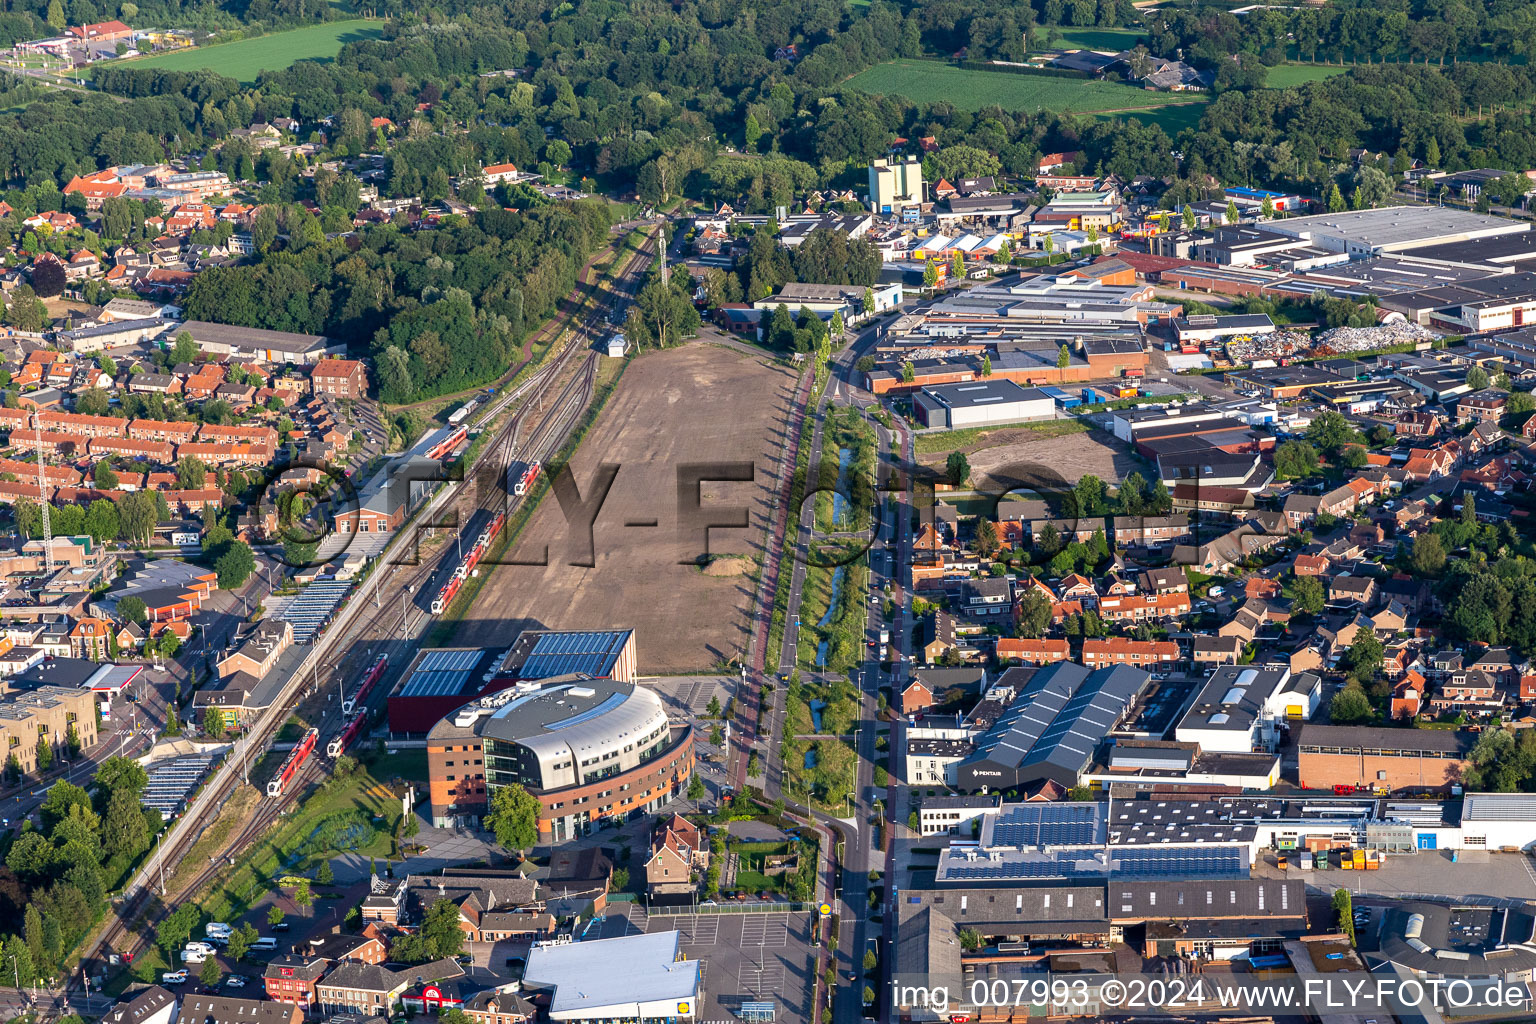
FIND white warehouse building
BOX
[1174,666,1322,754]
[914,379,1056,430]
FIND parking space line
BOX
[738,963,785,997]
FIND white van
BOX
[181,949,208,964]
[185,942,216,954]
[161,971,187,986]
[205,923,233,938]
[250,937,278,951]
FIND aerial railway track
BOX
[74,229,654,986]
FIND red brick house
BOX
[264,955,328,1010]
[310,359,369,399]
[1391,670,1426,720]
[994,638,1070,666]
[900,676,935,715]
[1080,638,1179,672]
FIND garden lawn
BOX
[1112,101,1210,135]
[1264,63,1348,88]
[1047,26,1145,51]
[846,59,1204,115]
[108,20,382,83]
[913,418,1086,456]
[197,752,409,922]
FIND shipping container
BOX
[1352,850,1365,869]
[1299,851,1313,870]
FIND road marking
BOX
[1522,854,1536,894]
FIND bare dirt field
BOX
[920,425,1144,490]
[450,343,797,673]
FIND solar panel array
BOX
[989,803,1103,849]
[938,843,1248,882]
[1109,845,1248,879]
[517,630,628,680]
[141,755,216,819]
[399,648,483,697]
[277,579,355,644]
[1463,793,1536,821]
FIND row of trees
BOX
[7,0,1536,218]
[0,758,159,986]
[1147,1,1536,76]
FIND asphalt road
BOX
[746,313,909,1024]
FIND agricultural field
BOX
[109,19,382,82]
[846,59,1205,117]
[1264,62,1348,88]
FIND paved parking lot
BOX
[646,675,735,718]
[610,909,816,1022]
[1259,850,1536,901]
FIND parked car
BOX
[226,977,246,989]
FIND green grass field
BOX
[1113,101,1209,134]
[109,19,381,82]
[846,59,1204,116]
[1263,62,1348,88]
[1047,26,1145,51]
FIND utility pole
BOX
[658,224,668,288]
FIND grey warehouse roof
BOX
[959,662,1151,786]
[919,378,1050,410]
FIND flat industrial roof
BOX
[1178,665,1292,734]
[1173,313,1275,331]
[918,378,1048,409]
[1296,722,1470,754]
[522,931,700,1015]
[1399,230,1536,269]
[1271,208,1528,252]
[935,843,1251,883]
[178,320,331,353]
[1298,256,1501,293]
